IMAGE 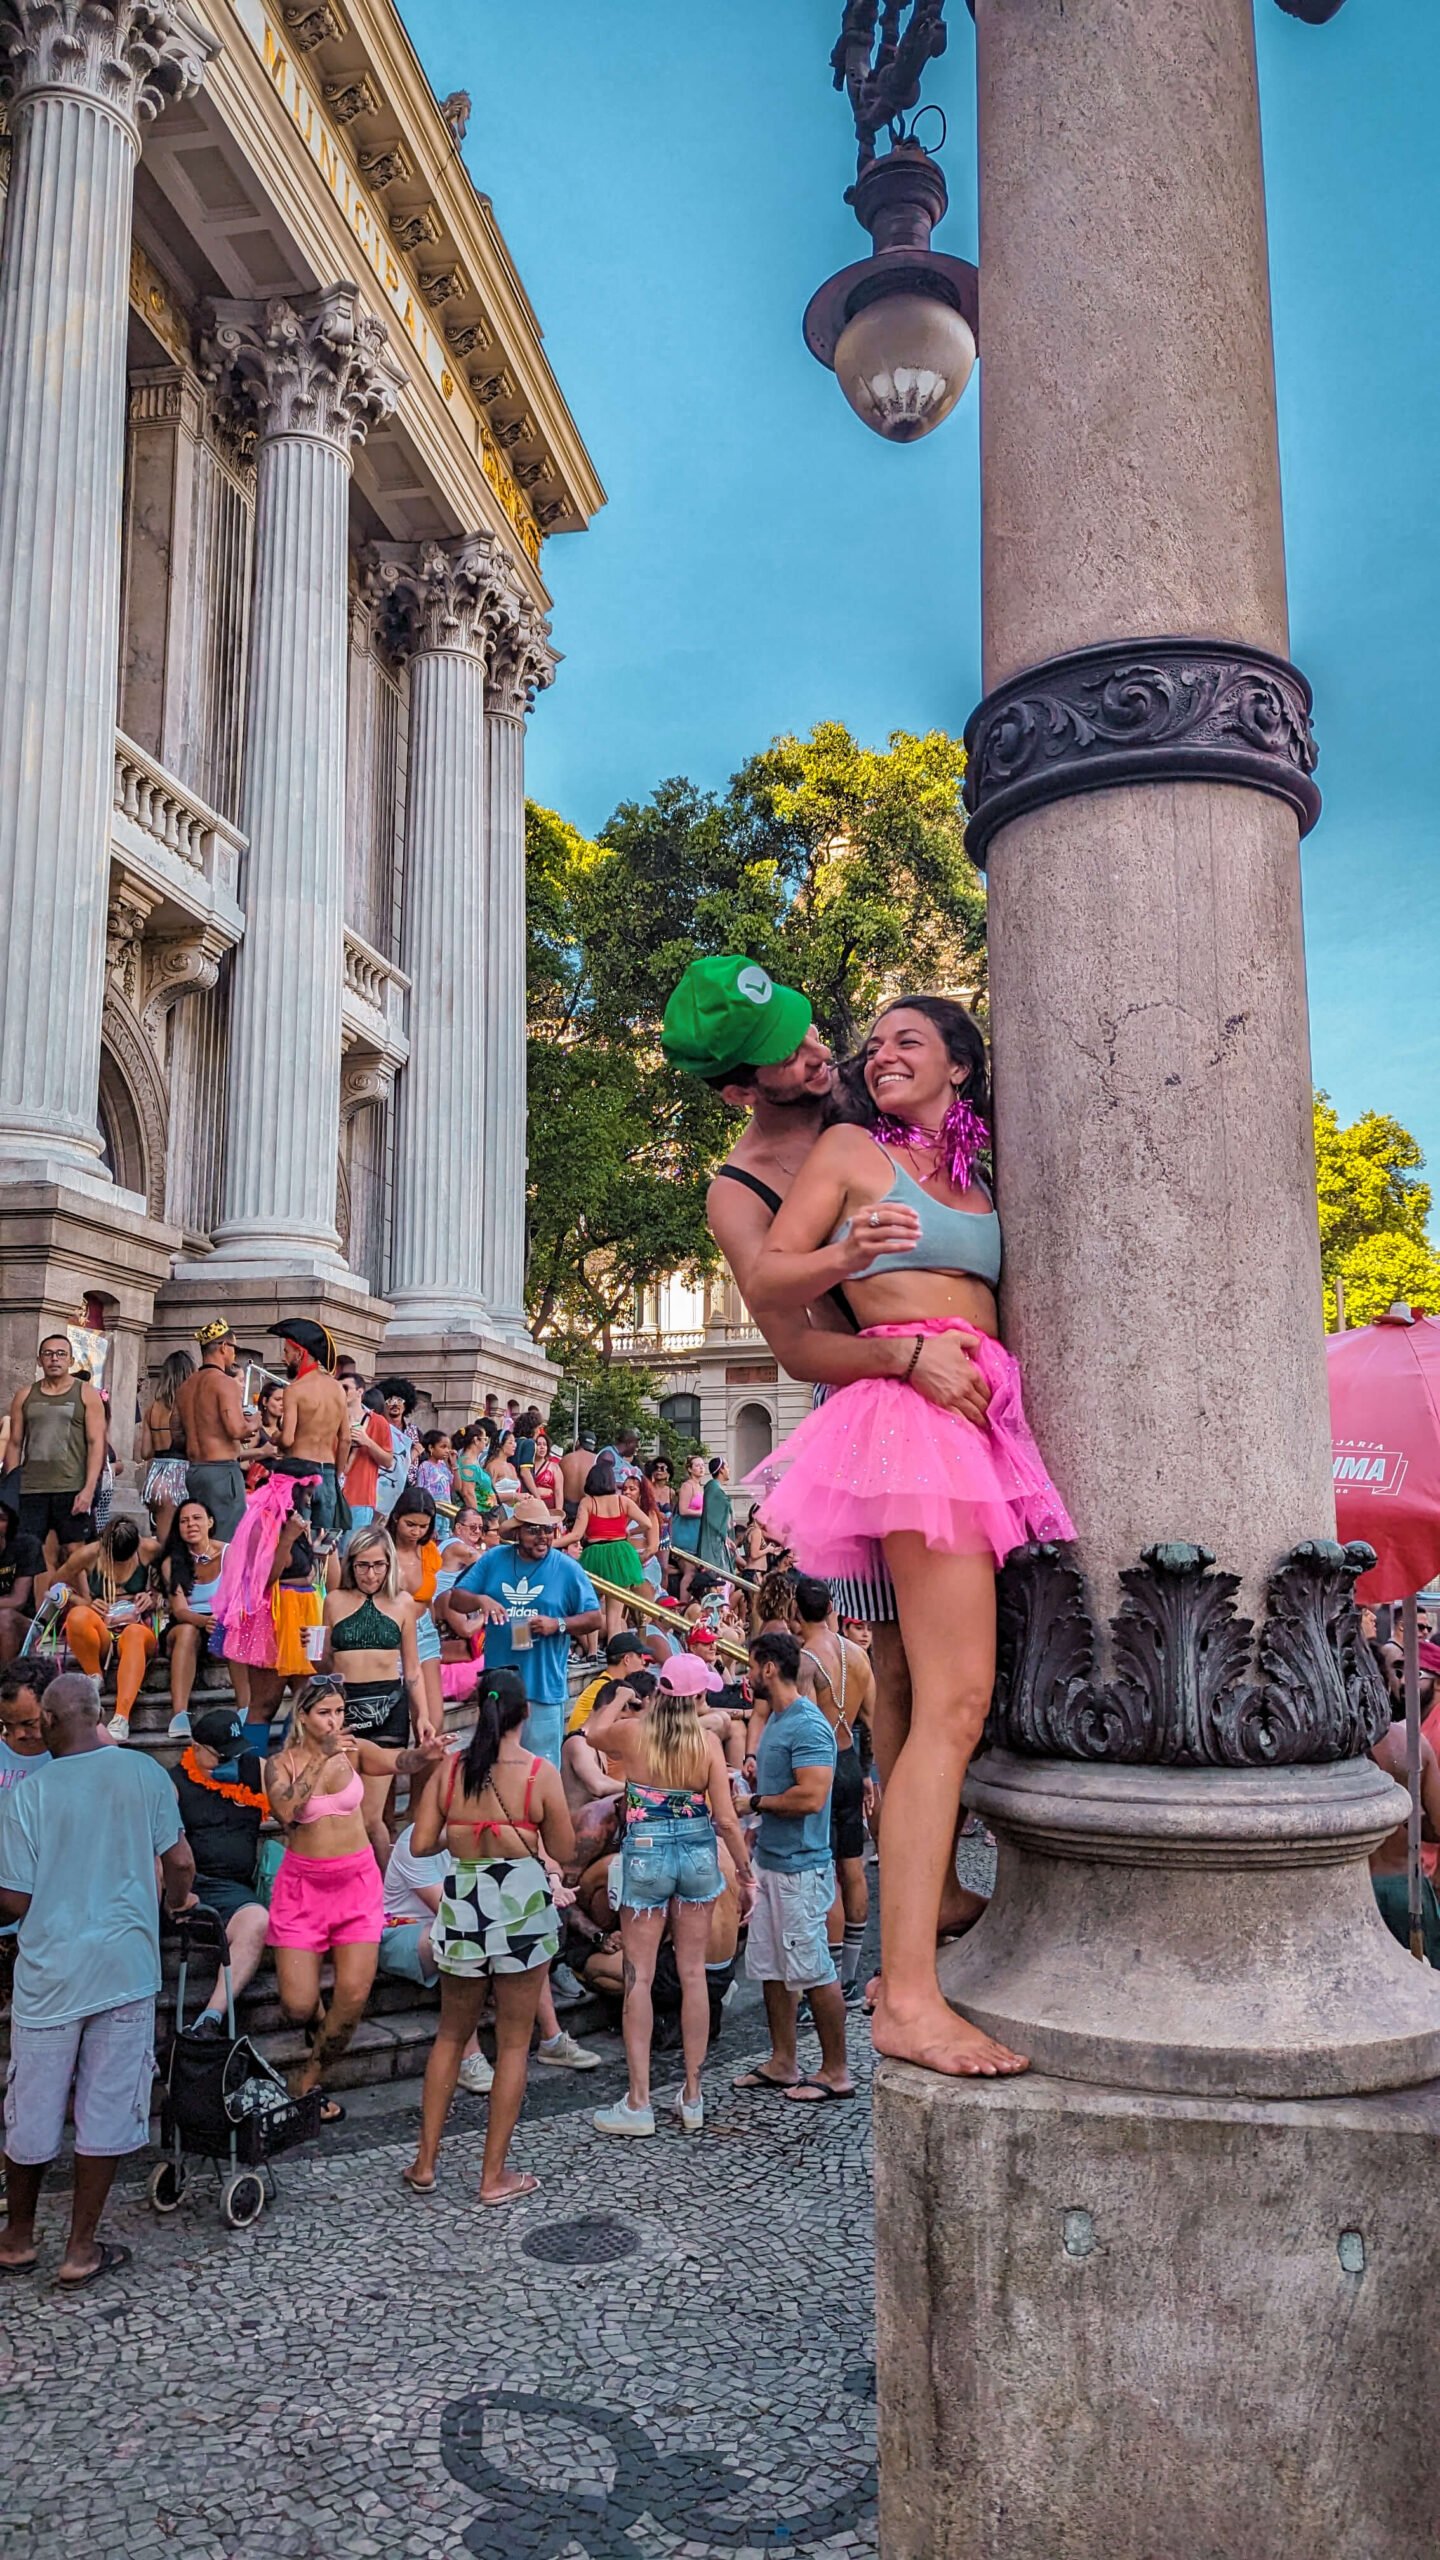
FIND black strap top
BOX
[713,1164,859,1333]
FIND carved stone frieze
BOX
[358,138,411,188]
[962,636,1321,869]
[204,287,405,453]
[364,532,501,662]
[323,70,378,124]
[444,317,492,358]
[281,1,345,49]
[0,0,215,132]
[390,205,441,255]
[421,264,468,311]
[988,1537,1389,1768]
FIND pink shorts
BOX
[267,1845,385,1951]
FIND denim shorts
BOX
[619,1813,724,1913]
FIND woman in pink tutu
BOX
[746,995,1073,2079]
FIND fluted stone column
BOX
[205,288,403,1274]
[367,536,500,1331]
[0,0,212,1182]
[480,605,555,1338]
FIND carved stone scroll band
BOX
[961,636,1321,869]
[988,1537,1388,1769]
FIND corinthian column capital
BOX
[204,287,406,454]
[485,595,559,719]
[0,0,215,134]
[365,532,504,662]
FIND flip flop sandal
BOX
[732,2069,802,2094]
[478,2173,541,2209]
[0,2254,38,2276]
[318,2098,346,2126]
[783,2078,858,2105]
[401,2166,435,2195]
[54,2241,132,2291]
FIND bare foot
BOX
[479,2169,541,2208]
[872,1994,1028,2078]
[938,1882,989,1938]
[401,2162,435,2194]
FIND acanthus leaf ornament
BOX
[203,287,405,453]
[0,0,217,132]
[989,1536,1384,1768]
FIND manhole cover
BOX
[521,2213,640,2266]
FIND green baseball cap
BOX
[661,956,814,1081]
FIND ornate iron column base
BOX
[945,1752,1440,2097]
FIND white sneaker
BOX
[457,2052,494,2095]
[535,2031,601,2072]
[107,1714,130,1742]
[667,2089,704,2133]
[592,2097,655,2138]
[167,1711,192,1739]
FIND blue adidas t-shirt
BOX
[454,1545,599,1707]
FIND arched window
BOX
[659,1392,701,1444]
[732,1401,775,1480]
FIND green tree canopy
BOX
[1314,1093,1440,1327]
[524,721,983,1348]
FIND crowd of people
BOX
[4,947,1428,2284]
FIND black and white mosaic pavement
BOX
[0,2005,879,2560]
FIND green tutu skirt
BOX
[580,1536,646,1589]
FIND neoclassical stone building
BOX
[0,0,602,1457]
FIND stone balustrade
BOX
[112,730,246,913]
[342,924,410,1067]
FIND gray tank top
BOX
[21,1379,88,1492]
[830,1152,1001,1286]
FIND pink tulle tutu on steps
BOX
[744,1320,1073,1581]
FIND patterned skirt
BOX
[433,1855,560,1977]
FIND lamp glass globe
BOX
[833,290,976,443]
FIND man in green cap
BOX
[662,955,991,1940]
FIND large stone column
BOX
[0,0,211,1183]
[480,602,555,1339]
[367,536,499,1332]
[876,4,1440,2553]
[204,289,403,1275]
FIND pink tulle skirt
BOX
[745,1320,1074,1580]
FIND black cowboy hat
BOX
[270,1318,338,1371]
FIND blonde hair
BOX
[638,1690,710,1791]
[341,1526,399,1598]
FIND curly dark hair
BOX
[829,993,990,1136]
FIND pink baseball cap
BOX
[659,1652,725,1697]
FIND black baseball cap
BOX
[191,1707,245,1754]
[605,1631,647,1664]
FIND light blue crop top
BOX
[830,1152,1001,1286]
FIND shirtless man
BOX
[661,954,988,1935]
[272,1320,350,1536]
[558,1432,597,1524]
[172,1319,249,1540]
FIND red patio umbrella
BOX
[1326,1309,1440,1604]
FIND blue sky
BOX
[403,1,1438,1184]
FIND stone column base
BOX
[944,1751,1440,2098]
[875,2064,1440,2560]
[149,1267,394,1389]
[377,1329,557,1432]
[0,1180,181,1485]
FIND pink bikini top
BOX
[293,1764,365,1823]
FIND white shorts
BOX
[745,1864,838,1992]
[4,1995,156,2164]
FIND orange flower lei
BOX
[179,1746,269,1814]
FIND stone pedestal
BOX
[147,1266,393,1398]
[377,1327,557,1434]
[204,289,403,1278]
[875,2064,1440,2560]
[0,0,211,1182]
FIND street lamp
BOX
[806,0,1349,441]
[803,4,977,443]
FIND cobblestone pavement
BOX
[1,1830,995,2558]
[0,1990,881,2560]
